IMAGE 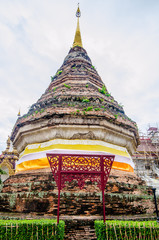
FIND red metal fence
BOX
[47,153,114,223]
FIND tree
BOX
[0,168,7,184]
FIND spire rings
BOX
[76,4,81,18]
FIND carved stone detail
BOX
[71,131,96,140]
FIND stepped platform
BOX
[0,169,155,216]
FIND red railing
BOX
[47,153,115,223]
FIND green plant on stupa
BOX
[57,70,63,75]
[64,83,71,89]
[98,85,107,95]
[82,98,89,102]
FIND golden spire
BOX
[73,4,83,48]
[17,109,21,117]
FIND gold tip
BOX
[73,5,83,48]
[18,109,21,117]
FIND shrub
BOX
[0,219,65,240]
[94,220,159,240]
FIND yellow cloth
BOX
[16,139,134,173]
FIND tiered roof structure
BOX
[0,137,18,182]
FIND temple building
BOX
[0,137,18,182]
[0,6,154,218]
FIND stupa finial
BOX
[73,4,83,48]
[17,109,21,117]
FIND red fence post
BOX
[57,155,62,224]
[101,156,106,223]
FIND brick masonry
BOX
[0,169,155,216]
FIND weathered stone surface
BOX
[64,219,96,240]
[0,169,155,216]
[11,46,139,155]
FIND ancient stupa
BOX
[11,6,139,174]
[0,6,153,218]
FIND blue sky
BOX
[0,0,159,152]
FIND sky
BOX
[0,0,159,152]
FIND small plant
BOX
[50,76,55,81]
[99,98,104,102]
[114,114,119,119]
[53,87,57,92]
[111,99,114,103]
[40,109,44,113]
[76,109,80,113]
[82,98,89,102]
[98,85,107,95]
[72,66,76,69]
[86,106,93,111]
[94,108,100,111]
[35,110,38,114]
[119,103,124,108]
[85,84,88,88]
[91,65,95,69]
[64,83,71,89]
[57,70,63,75]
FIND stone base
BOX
[0,169,155,216]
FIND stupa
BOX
[0,6,153,218]
[11,6,139,174]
